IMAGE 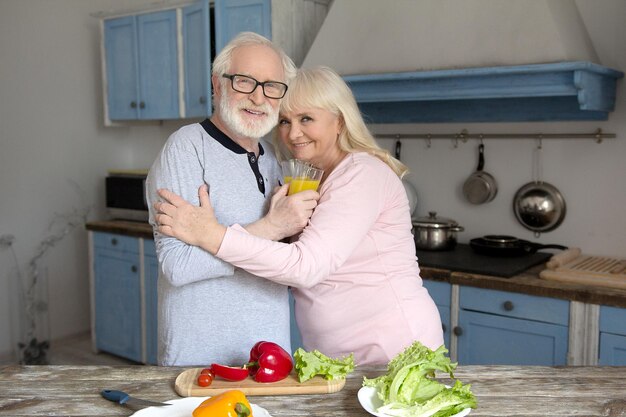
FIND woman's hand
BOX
[154,184,226,255]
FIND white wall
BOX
[1,0,625,361]
[0,0,187,361]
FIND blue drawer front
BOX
[144,238,156,257]
[460,286,569,326]
[600,305,626,335]
[93,232,139,254]
[423,280,451,307]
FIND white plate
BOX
[357,386,471,417]
[130,397,271,417]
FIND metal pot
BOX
[463,143,498,204]
[413,211,464,251]
[513,181,566,236]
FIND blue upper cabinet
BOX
[344,62,624,123]
[214,0,271,53]
[183,0,212,118]
[104,10,179,121]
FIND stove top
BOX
[416,243,553,278]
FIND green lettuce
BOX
[363,341,477,417]
[293,348,355,383]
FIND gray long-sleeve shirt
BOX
[146,119,290,366]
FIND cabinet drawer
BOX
[423,280,451,307]
[93,232,139,254]
[144,238,156,257]
[600,305,626,335]
[460,287,569,326]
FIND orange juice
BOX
[288,177,321,195]
[283,176,292,184]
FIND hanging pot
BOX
[470,235,567,257]
[395,140,418,216]
[513,181,566,235]
[513,144,566,236]
[463,143,498,204]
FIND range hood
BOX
[343,61,623,123]
[303,0,624,123]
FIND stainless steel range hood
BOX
[302,0,624,123]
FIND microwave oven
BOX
[105,171,149,221]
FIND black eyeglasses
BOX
[222,74,288,99]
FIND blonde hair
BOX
[212,32,296,82]
[276,66,408,177]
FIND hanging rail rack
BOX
[375,128,615,145]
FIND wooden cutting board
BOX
[175,369,346,397]
[539,254,626,289]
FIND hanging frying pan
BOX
[463,143,498,204]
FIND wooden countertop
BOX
[0,365,624,416]
[86,220,154,239]
[85,220,626,308]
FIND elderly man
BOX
[146,32,317,366]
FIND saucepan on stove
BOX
[469,235,567,257]
[413,212,464,251]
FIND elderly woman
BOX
[155,66,443,365]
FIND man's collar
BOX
[200,118,265,155]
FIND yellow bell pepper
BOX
[192,390,252,417]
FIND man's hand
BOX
[246,184,319,240]
[154,184,226,254]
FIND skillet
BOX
[470,235,567,257]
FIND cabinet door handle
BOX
[453,326,463,336]
[111,238,118,246]
[199,96,206,104]
[139,101,145,109]
[130,101,137,108]
[503,301,514,311]
[131,265,138,273]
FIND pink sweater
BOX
[217,152,443,365]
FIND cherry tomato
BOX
[197,368,214,387]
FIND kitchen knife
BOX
[101,389,171,409]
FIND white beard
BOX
[219,83,279,139]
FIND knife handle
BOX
[101,389,130,405]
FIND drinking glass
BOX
[287,160,324,195]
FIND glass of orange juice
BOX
[280,159,298,185]
[287,161,324,195]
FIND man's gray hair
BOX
[212,32,296,83]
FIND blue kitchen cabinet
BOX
[91,232,159,364]
[182,0,212,118]
[93,232,142,362]
[422,280,451,349]
[456,286,569,365]
[599,305,626,365]
[214,0,271,52]
[143,239,159,365]
[104,9,179,120]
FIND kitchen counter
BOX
[86,220,626,308]
[1,365,624,416]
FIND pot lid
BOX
[413,211,459,229]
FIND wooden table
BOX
[1,365,625,416]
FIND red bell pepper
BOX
[247,341,293,382]
[210,363,249,381]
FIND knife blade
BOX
[101,389,171,409]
